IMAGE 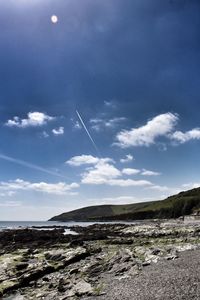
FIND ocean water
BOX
[0,220,97,231]
[0,220,136,231]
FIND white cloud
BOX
[66,155,165,190]
[0,179,79,196]
[67,155,160,189]
[90,117,126,131]
[115,113,178,147]
[104,100,117,109]
[81,161,121,184]
[67,155,99,166]
[120,154,134,163]
[107,179,152,187]
[42,131,49,138]
[182,182,200,190]
[170,128,200,144]
[5,112,55,128]
[71,118,82,130]
[80,159,152,187]
[66,155,113,167]
[141,169,161,176]
[52,126,64,136]
[74,121,82,130]
[104,100,114,107]
[122,168,140,175]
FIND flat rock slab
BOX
[84,249,200,300]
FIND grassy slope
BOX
[49,187,200,221]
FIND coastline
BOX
[1,220,200,299]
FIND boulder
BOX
[74,280,93,296]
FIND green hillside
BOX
[49,187,200,221]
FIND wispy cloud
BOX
[90,117,126,131]
[0,201,22,207]
[0,154,67,179]
[0,179,79,196]
[120,154,134,163]
[5,112,55,128]
[149,185,170,192]
[141,169,161,176]
[107,179,152,187]
[122,168,140,175]
[88,196,137,205]
[104,100,116,108]
[74,121,82,130]
[170,129,200,144]
[41,131,49,138]
[0,191,15,197]
[52,126,64,136]
[182,182,200,190]
[115,113,178,147]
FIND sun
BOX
[51,15,58,24]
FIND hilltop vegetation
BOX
[49,187,200,222]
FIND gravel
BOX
[84,249,200,300]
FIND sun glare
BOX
[51,15,58,24]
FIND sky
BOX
[0,0,200,220]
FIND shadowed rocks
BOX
[1,221,200,299]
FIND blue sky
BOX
[0,0,200,220]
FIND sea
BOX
[0,221,100,235]
[0,220,134,232]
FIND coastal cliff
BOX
[50,187,200,222]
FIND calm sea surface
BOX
[0,220,135,231]
[0,220,96,230]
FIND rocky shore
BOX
[0,220,200,299]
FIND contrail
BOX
[0,153,68,179]
[76,110,101,157]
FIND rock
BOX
[108,249,135,273]
[48,283,54,289]
[86,262,105,277]
[0,228,71,252]
[108,238,133,245]
[113,263,131,275]
[36,292,46,298]
[57,278,66,293]
[1,222,200,299]
[151,248,161,255]
[16,263,29,271]
[0,280,19,295]
[142,261,151,266]
[107,249,137,276]
[3,293,24,300]
[69,267,79,275]
[45,251,64,261]
[62,289,76,298]
[166,255,178,260]
[42,277,49,282]
[74,280,93,296]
